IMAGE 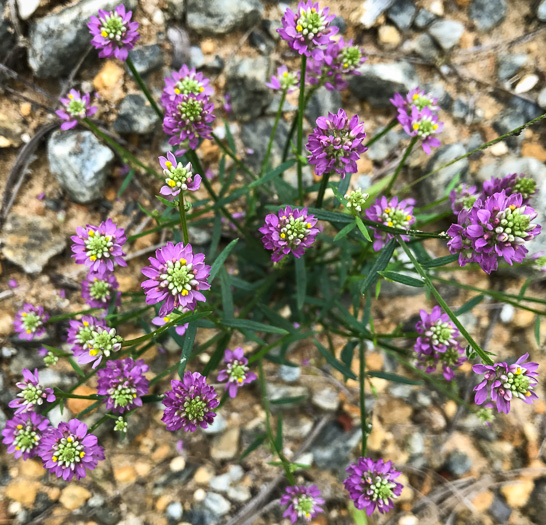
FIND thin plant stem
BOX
[365,119,397,148]
[178,192,190,244]
[385,136,418,195]
[211,132,257,181]
[315,171,332,209]
[260,90,287,177]
[125,56,163,120]
[359,340,367,457]
[297,55,307,205]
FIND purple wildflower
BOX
[473,353,539,414]
[81,271,121,309]
[280,485,325,523]
[449,183,478,215]
[364,196,416,251]
[56,89,97,130]
[2,412,50,460]
[482,173,537,203]
[71,219,127,275]
[277,1,338,58]
[88,4,140,61]
[223,94,232,115]
[160,65,213,108]
[447,190,541,274]
[13,303,49,340]
[96,358,149,414]
[141,242,211,317]
[401,106,443,155]
[76,326,123,368]
[265,65,299,93]
[344,457,403,515]
[259,206,320,263]
[38,419,105,481]
[67,316,108,355]
[162,371,219,432]
[163,92,215,153]
[151,313,189,336]
[306,109,367,179]
[390,87,439,116]
[9,368,56,415]
[217,347,257,398]
[8,278,18,288]
[158,151,201,198]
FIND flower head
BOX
[259,206,320,263]
[476,403,495,426]
[447,191,541,274]
[158,151,202,198]
[88,4,140,61]
[217,347,257,398]
[163,92,215,153]
[39,419,105,481]
[531,252,546,273]
[81,271,121,309]
[14,303,48,340]
[482,173,537,203]
[2,412,51,460]
[306,109,367,178]
[141,242,211,317]
[56,89,97,130]
[71,219,127,275]
[402,106,443,155]
[390,87,439,115]
[67,316,108,355]
[162,371,219,432]
[114,416,127,432]
[344,457,403,515]
[76,326,124,368]
[473,353,539,413]
[97,358,149,414]
[344,188,369,215]
[152,312,189,336]
[9,368,56,415]
[449,183,478,215]
[365,196,416,251]
[280,485,325,523]
[265,65,299,93]
[161,65,214,108]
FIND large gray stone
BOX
[113,94,160,134]
[1,214,67,274]
[538,87,546,110]
[497,53,528,82]
[358,0,395,28]
[539,0,546,22]
[349,61,419,108]
[428,19,464,51]
[47,129,114,204]
[28,0,137,78]
[305,86,342,125]
[523,478,546,523]
[387,0,416,31]
[311,422,362,470]
[241,117,288,170]
[127,45,163,76]
[492,108,527,149]
[0,0,15,60]
[469,0,507,31]
[187,0,263,36]
[225,56,272,122]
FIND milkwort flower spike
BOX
[2,412,50,460]
[77,327,124,368]
[56,89,97,130]
[266,65,299,93]
[280,485,325,523]
[450,183,479,214]
[88,4,140,61]
[217,347,257,398]
[9,368,56,415]
[67,316,108,355]
[14,303,49,341]
[158,151,202,198]
[161,65,214,108]
[344,188,369,215]
[82,271,121,309]
[482,172,537,203]
[402,106,443,155]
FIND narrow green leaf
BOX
[117,168,135,198]
[178,324,197,378]
[535,316,541,346]
[444,172,461,196]
[341,340,358,372]
[155,195,178,208]
[214,186,248,208]
[68,357,85,378]
[275,413,283,451]
[421,254,459,268]
[220,268,234,320]
[455,294,484,316]
[137,202,155,219]
[367,371,422,385]
[329,183,348,206]
[270,395,308,405]
[355,216,372,242]
[222,318,289,335]
[249,160,295,189]
[295,257,306,311]
[337,176,352,203]
[224,120,236,153]
[518,277,533,301]
[360,239,396,295]
[378,271,424,288]
[313,339,357,380]
[210,238,239,284]
[208,214,222,259]
[202,332,232,376]
[239,433,266,460]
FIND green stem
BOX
[315,171,332,209]
[54,392,99,400]
[297,55,307,205]
[359,340,367,457]
[178,191,190,244]
[48,307,100,323]
[260,90,287,177]
[365,119,397,148]
[211,132,257,181]
[83,118,162,180]
[396,112,546,195]
[397,237,494,365]
[125,56,163,120]
[385,136,418,195]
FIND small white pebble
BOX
[514,74,539,94]
[193,488,206,502]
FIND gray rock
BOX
[497,53,527,82]
[225,56,272,122]
[283,414,314,439]
[113,94,160,135]
[539,87,546,110]
[227,464,243,482]
[311,387,340,411]
[493,108,527,149]
[419,143,469,205]
[445,450,472,476]
[387,0,416,31]
[366,128,402,162]
[466,131,485,159]
[227,485,251,502]
[452,98,471,121]
[428,20,464,51]
[203,492,231,517]
[469,0,507,31]
[539,0,546,22]
[266,383,310,408]
[489,494,512,523]
[201,413,227,434]
[166,501,183,521]
[305,86,342,125]
[28,0,137,78]
[508,96,543,121]
[241,117,288,170]
[311,421,362,470]
[266,93,297,115]
[188,226,212,246]
[523,478,546,523]
[167,0,185,19]
[0,0,15,60]
[349,61,419,108]
[209,473,231,492]
[249,30,276,55]
[332,16,347,33]
[406,432,425,456]
[412,33,440,62]
[187,0,263,36]
[359,0,395,28]
[190,46,205,69]
[48,129,113,203]
[278,364,301,382]
[413,8,436,29]
[1,214,67,274]
[16,0,40,20]
[201,55,224,75]
[127,45,164,76]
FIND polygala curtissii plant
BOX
[3,1,545,520]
